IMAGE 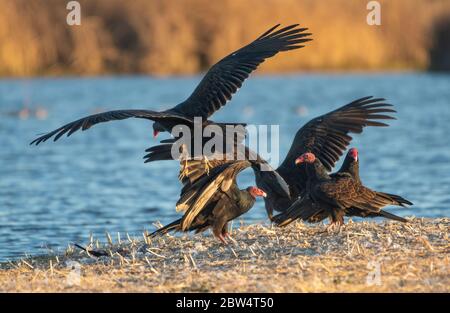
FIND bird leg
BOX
[222,230,237,244]
[184,157,189,176]
[178,157,190,181]
[222,229,230,238]
[326,217,345,234]
[213,227,228,245]
[202,155,211,176]
[326,222,338,233]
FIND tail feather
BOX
[376,192,413,207]
[144,144,173,163]
[149,219,182,238]
[377,209,408,223]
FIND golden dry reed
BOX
[0,218,448,292]
[0,0,449,77]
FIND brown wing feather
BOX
[316,177,395,213]
[176,149,251,230]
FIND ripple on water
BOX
[0,73,449,260]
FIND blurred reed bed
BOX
[0,0,449,76]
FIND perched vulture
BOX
[332,148,412,221]
[273,151,412,229]
[30,24,312,146]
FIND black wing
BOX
[278,96,396,177]
[172,24,312,119]
[273,195,327,227]
[143,121,248,163]
[30,109,192,145]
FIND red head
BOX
[348,148,358,162]
[247,186,267,198]
[295,152,316,165]
[153,130,159,138]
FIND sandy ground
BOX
[0,217,448,292]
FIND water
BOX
[0,73,449,261]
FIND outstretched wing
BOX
[176,145,290,227]
[30,110,191,145]
[176,153,251,231]
[277,96,396,183]
[172,24,312,119]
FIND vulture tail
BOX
[377,209,408,223]
[149,219,182,238]
[376,192,413,207]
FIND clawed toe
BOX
[325,222,344,234]
[217,234,228,245]
[223,232,237,244]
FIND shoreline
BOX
[0,217,448,292]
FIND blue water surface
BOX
[0,73,449,261]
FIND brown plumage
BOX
[149,148,268,244]
[260,96,397,217]
[274,151,412,228]
[332,148,412,222]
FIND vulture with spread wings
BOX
[258,96,397,217]
[149,146,285,244]
[30,24,312,146]
[145,96,399,218]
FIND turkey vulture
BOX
[273,151,412,229]
[331,148,412,222]
[145,96,398,218]
[149,148,273,244]
[30,24,312,145]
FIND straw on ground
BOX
[0,218,448,292]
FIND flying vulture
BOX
[30,24,312,146]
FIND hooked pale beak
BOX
[250,187,267,198]
[257,189,267,198]
[295,156,305,165]
[153,130,159,138]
